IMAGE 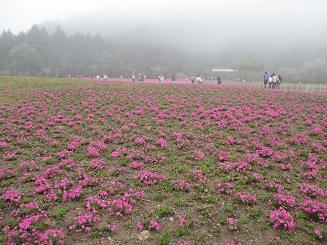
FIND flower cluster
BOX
[300,199,327,221]
[235,192,257,205]
[86,141,107,157]
[177,179,192,191]
[72,210,100,232]
[148,220,161,231]
[218,161,251,173]
[1,188,22,204]
[272,194,296,207]
[217,182,233,195]
[68,138,82,151]
[218,151,230,161]
[272,150,295,162]
[43,165,62,179]
[315,230,324,239]
[269,207,296,232]
[89,158,107,170]
[193,150,205,161]
[175,241,192,245]
[264,182,283,193]
[130,161,144,169]
[134,170,166,185]
[18,160,39,172]
[56,149,71,159]
[301,154,324,180]
[311,142,326,154]
[299,183,325,198]
[187,169,207,185]
[256,146,273,157]
[6,213,56,244]
[156,137,168,148]
[67,186,82,200]
[226,217,238,231]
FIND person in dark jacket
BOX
[217,76,222,84]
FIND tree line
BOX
[1,24,326,83]
[0,25,203,79]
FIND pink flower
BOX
[137,222,143,231]
[156,138,168,148]
[179,216,186,226]
[315,230,323,239]
[148,221,161,231]
[111,151,120,158]
[219,151,230,161]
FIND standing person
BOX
[158,75,161,82]
[263,72,269,88]
[272,74,277,89]
[198,76,203,84]
[217,76,222,84]
[277,74,282,89]
[195,75,200,84]
[104,74,108,81]
[191,75,195,83]
[132,74,136,82]
[268,75,272,88]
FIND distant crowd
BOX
[189,75,222,84]
[132,74,145,82]
[80,72,284,88]
[263,72,282,89]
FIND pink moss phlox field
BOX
[0,80,327,244]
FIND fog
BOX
[2,0,327,81]
[40,1,327,53]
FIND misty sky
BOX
[1,0,327,52]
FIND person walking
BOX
[191,75,195,83]
[268,75,273,88]
[217,76,222,84]
[263,72,269,88]
[272,74,277,89]
[277,74,282,89]
[198,76,203,84]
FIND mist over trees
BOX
[0,25,194,79]
[1,17,327,83]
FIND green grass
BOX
[158,229,171,245]
[154,194,166,202]
[53,208,68,220]
[0,76,91,105]
[155,205,175,218]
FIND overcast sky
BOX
[1,0,326,33]
[1,0,327,55]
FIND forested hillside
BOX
[1,24,327,83]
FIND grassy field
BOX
[0,77,327,245]
[0,76,92,106]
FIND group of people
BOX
[158,75,164,82]
[95,74,108,81]
[263,72,282,89]
[132,74,145,82]
[190,75,204,84]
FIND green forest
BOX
[1,24,327,83]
